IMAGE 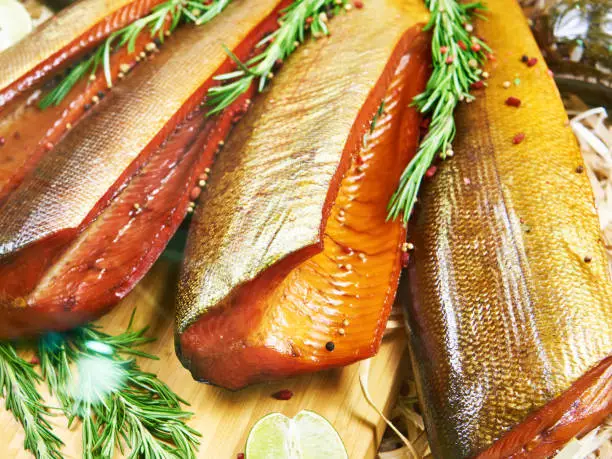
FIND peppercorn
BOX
[272,389,294,400]
[505,96,521,107]
[512,133,526,144]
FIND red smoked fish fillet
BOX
[176,0,430,390]
[0,0,287,338]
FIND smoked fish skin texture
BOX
[0,0,283,259]
[403,0,612,457]
[0,0,165,107]
[0,0,285,338]
[176,0,429,334]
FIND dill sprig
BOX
[39,0,231,109]
[38,311,200,459]
[0,343,63,459]
[387,0,490,222]
[206,0,348,115]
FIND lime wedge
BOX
[0,0,32,52]
[246,410,348,459]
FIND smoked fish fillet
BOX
[403,0,612,456]
[0,0,286,338]
[0,0,166,109]
[176,0,430,389]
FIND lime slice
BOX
[246,410,348,459]
[0,0,32,52]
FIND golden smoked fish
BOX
[402,0,612,457]
[0,0,286,338]
[0,0,166,109]
[176,0,430,390]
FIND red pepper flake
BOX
[353,0,364,8]
[512,132,526,144]
[237,454,245,459]
[306,16,313,24]
[30,356,40,365]
[471,43,481,52]
[273,389,294,400]
[487,53,496,61]
[445,55,454,64]
[470,80,484,90]
[0,136,5,146]
[527,57,538,67]
[425,165,437,178]
[458,40,467,51]
[401,251,410,267]
[440,46,448,55]
[355,154,364,165]
[505,96,521,107]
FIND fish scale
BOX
[404,0,612,456]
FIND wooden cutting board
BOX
[2,258,408,458]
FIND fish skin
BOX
[0,0,286,338]
[176,0,429,389]
[0,19,172,204]
[0,0,283,259]
[0,0,166,109]
[402,0,612,456]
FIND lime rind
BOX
[246,410,348,459]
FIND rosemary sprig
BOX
[387,0,491,222]
[39,0,231,109]
[206,0,347,115]
[38,311,200,459]
[0,343,63,459]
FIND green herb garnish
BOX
[36,311,200,458]
[206,0,347,115]
[387,0,490,222]
[0,343,63,459]
[39,0,231,109]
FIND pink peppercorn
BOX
[273,389,294,400]
[505,96,521,107]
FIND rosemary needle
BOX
[39,0,231,109]
[206,0,348,115]
[387,0,490,222]
[0,342,63,459]
[38,311,200,459]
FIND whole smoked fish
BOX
[0,0,286,338]
[403,0,611,457]
[176,0,430,389]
